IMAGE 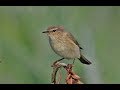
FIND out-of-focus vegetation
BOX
[0,6,120,84]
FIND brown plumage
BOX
[43,26,91,65]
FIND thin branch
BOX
[51,60,84,84]
[51,61,67,84]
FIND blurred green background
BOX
[0,6,120,84]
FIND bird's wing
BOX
[66,32,83,50]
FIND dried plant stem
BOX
[51,60,84,84]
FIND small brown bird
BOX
[42,26,91,65]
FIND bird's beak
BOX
[42,31,49,33]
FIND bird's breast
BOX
[49,36,80,59]
[49,37,65,52]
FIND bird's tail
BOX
[78,55,92,65]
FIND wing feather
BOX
[66,32,83,50]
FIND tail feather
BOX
[78,55,92,65]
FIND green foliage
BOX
[0,6,120,84]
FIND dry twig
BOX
[51,60,83,84]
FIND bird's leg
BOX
[57,58,64,62]
[53,58,64,66]
[72,59,75,65]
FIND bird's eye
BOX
[53,30,56,32]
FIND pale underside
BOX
[49,32,81,59]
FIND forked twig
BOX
[51,61,67,84]
[51,60,83,84]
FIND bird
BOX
[42,26,91,65]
